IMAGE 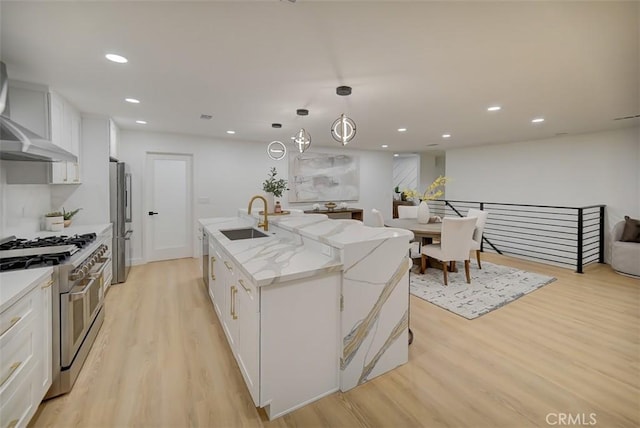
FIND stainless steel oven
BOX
[46,242,110,399]
[60,253,107,367]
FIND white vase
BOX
[45,216,64,231]
[417,200,430,224]
[263,192,275,213]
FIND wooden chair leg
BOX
[420,254,426,274]
[442,261,448,285]
[449,261,456,271]
[476,250,482,269]
[465,260,471,284]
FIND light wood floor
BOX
[30,254,639,428]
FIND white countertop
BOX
[4,223,112,240]
[0,267,53,313]
[200,212,414,287]
[238,209,414,248]
[201,217,342,287]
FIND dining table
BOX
[383,218,442,244]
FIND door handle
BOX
[148,211,158,216]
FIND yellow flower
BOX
[421,176,450,201]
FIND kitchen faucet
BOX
[248,195,269,231]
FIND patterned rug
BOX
[410,261,556,319]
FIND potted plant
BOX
[262,167,288,211]
[44,211,64,231]
[62,208,82,227]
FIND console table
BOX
[393,200,415,218]
[303,208,363,221]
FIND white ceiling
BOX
[1,1,638,153]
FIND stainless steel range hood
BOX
[0,61,77,162]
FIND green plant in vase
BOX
[62,207,82,227]
[262,167,288,211]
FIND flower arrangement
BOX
[401,176,450,202]
[262,167,288,198]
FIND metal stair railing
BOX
[426,199,605,273]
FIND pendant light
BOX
[331,86,356,146]
[292,109,311,153]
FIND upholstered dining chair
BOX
[420,216,477,285]
[371,208,385,227]
[397,205,419,219]
[466,208,489,269]
[396,205,421,259]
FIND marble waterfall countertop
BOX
[200,212,414,287]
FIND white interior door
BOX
[145,153,193,262]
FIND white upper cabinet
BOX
[5,80,50,139]
[5,81,83,184]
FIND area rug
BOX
[409,261,556,319]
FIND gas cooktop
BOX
[0,233,97,272]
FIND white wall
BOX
[0,162,51,235]
[393,155,419,193]
[118,130,394,264]
[445,127,640,257]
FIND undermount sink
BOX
[220,227,269,241]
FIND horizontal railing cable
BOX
[428,200,605,273]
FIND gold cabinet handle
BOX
[0,361,22,388]
[231,286,238,320]
[238,279,251,294]
[41,279,54,289]
[224,261,233,271]
[7,419,19,428]
[1,316,21,337]
[210,256,216,280]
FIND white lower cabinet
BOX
[0,273,53,428]
[206,241,341,420]
[207,242,221,313]
[235,271,259,404]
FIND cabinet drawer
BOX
[0,293,34,341]
[0,361,36,428]
[0,319,35,393]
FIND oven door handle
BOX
[69,281,92,301]
[69,262,108,301]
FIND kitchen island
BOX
[200,211,413,419]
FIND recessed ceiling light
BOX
[135,120,147,124]
[125,98,140,104]
[393,153,399,157]
[442,134,451,138]
[105,53,128,63]
[381,144,389,148]
[397,128,407,132]
[226,130,236,134]
[531,118,545,123]
[487,106,501,111]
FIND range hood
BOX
[0,61,77,162]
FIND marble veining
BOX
[358,309,408,385]
[341,257,411,369]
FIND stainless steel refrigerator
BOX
[109,160,132,283]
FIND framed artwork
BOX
[289,152,359,202]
